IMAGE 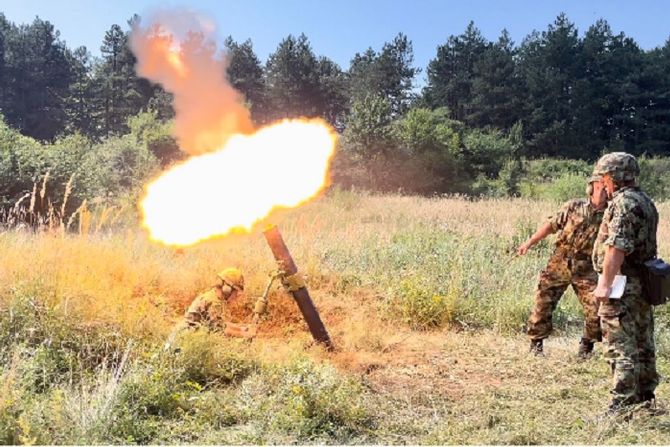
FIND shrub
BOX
[0,282,132,392]
[0,114,160,228]
[236,358,373,443]
[82,135,158,199]
[391,278,456,330]
[520,172,588,202]
[638,156,670,200]
[172,331,258,386]
[462,127,517,178]
[127,111,182,166]
[522,158,591,182]
[341,94,396,160]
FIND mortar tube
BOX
[262,225,334,351]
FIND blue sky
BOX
[1,0,668,83]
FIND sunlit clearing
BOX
[140,119,337,246]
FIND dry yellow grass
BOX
[2,191,670,444]
[1,191,667,351]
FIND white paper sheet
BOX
[603,274,627,299]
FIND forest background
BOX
[2,12,670,212]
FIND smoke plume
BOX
[130,9,253,155]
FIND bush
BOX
[172,331,258,386]
[522,158,592,182]
[462,127,517,178]
[83,135,159,199]
[0,114,161,227]
[520,171,588,203]
[236,358,373,443]
[0,119,63,211]
[0,281,138,389]
[471,158,524,197]
[127,111,182,166]
[392,278,456,330]
[394,107,469,193]
[638,156,670,200]
[341,94,396,160]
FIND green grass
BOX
[2,192,670,444]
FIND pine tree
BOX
[349,33,419,116]
[469,29,524,129]
[423,22,489,122]
[518,14,582,157]
[95,21,154,136]
[224,37,267,123]
[0,17,74,140]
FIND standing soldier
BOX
[591,152,659,412]
[518,176,608,356]
[164,267,256,351]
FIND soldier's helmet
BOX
[592,152,639,183]
[217,268,245,291]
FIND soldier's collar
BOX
[587,199,606,213]
[612,185,640,198]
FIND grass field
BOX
[1,191,670,444]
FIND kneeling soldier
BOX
[165,267,255,350]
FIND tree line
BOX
[0,11,669,204]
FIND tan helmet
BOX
[217,268,245,291]
[592,152,639,183]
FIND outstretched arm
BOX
[517,222,555,256]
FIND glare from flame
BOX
[140,119,337,246]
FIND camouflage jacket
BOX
[592,186,658,274]
[184,288,225,329]
[547,198,604,266]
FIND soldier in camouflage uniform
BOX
[164,268,255,350]
[591,152,659,411]
[518,177,608,356]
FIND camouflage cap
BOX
[592,152,639,183]
[217,268,245,291]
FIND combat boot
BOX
[603,400,625,417]
[638,391,656,409]
[529,339,543,356]
[604,395,638,416]
[578,338,594,358]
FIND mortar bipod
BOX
[250,269,284,328]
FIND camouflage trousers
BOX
[527,256,601,342]
[598,275,658,405]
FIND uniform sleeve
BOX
[603,202,636,255]
[547,201,574,232]
[208,299,225,327]
[184,294,208,325]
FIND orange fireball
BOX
[140,119,337,246]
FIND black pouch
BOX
[643,258,670,305]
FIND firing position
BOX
[165,267,256,350]
[518,176,608,356]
